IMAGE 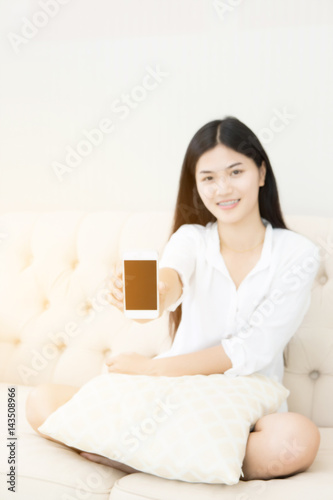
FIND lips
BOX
[216,199,240,205]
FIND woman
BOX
[26,116,321,481]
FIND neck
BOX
[217,211,266,252]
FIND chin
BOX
[215,209,246,224]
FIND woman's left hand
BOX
[106,352,154,375]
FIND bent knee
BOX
[287,414,321,472]
[263,412,320,475]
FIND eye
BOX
[202,176,213,181]
[231,169,243,176]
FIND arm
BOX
[106,345,232,376]
[108,266,232,376]
[221,243,321,377]
[157,224,197,315]
[158,267,183,317]
[150,344,232,376]
[109,242,318,377]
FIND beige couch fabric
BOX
[38,372,289,484]
[0,210,332,499]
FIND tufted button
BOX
[25,255,33,267]
[13,338,21,345]
[43,299,50,309]
[309,370,320,380]
[72,259,79,270]
[319,275,328,285]
[76,299,94,318]
[83,300,92,313]
[103,348,112,357]
[57,342,66,350]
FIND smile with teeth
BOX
[217,199,240,206]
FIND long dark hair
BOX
[166,116,289,342]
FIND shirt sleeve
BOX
[221,240,321,377]
[159,224,197,312]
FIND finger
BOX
[109,264,122,283]
[113,289,123,300]
[106,355,117,366]
[111,290,123,304]
[107,273,117,289]
[106,352,117,360]
[108,295,123,310]
[107,293,116,304]
[106,280,122,296]
[114,277,123,289]
[113,299,123,310]
[158,281,168,293]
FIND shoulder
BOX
[170,222,212,241]
[271,226,320,265]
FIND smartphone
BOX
[122,250,159,319]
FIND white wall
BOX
[0,0,332,216]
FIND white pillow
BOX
[38,372,289,485]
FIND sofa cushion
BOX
[38,372,288,485]
[109,426,333,500]
[0,384,127,500]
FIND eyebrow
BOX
[198,162,243,174]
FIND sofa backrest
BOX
[282,215,333,427]
[0,211,332,427]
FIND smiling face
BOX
[195,144,266,225]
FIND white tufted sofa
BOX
[0,210,332,500]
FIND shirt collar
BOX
[205,217,273,278]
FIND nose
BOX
[202,176,232,199]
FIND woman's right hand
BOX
[108,265,169,323]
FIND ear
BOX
[259,161,266,187]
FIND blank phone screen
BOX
[124,260,157,310]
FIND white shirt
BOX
[154,217,321,413]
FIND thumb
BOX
[158,280,168,294]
